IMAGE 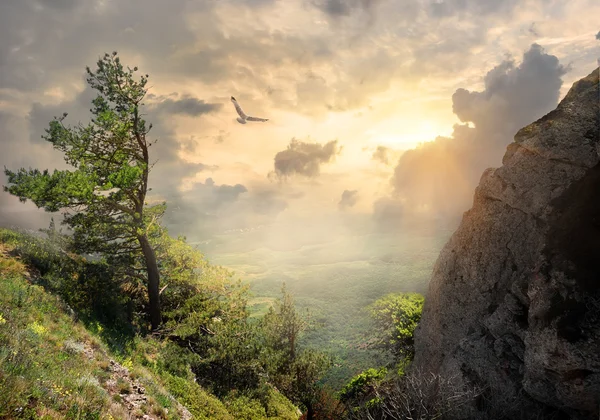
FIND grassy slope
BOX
[0,232,298,420]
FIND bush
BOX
[339,367,388,412]
[224,394,268,419]
[165,375,234,420]
[368,292,424,362]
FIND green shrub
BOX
[165,375,234,420]
[339,367,388,410]
[262,387,299,419]
[225,394,268,419]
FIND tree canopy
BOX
[4,52,164,330]
[369,292,424,363]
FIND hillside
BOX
[0,228,299,420]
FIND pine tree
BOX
[4,52,164,330]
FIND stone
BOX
[412,68,599,419]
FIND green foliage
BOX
[4,51,158,255]
[261,283,308,362]
[0,228,134,345]
[3,51,165,330]
[1,226,305,419]
[339,367,387,410]
[260,285,331,419]
[261,387,300,420]
[164,375,234,420]
[151,230,266,397]
[368,292,424,362]
[0,246,182,419]
[224,394,268,419]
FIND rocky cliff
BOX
[412,67,600,419]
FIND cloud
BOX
[0,110,56,230]
[451,44,567,133]
[313,0,382,19]
[162,177,247,223]
[0,72,219,233]
[152,96,222,117]
[317,0,352,17]
[1,0,597,259]
[209,178,248,203]
[596,31,600,40]
[429,0,519,18]
[385,43,568,221]
[372,145,390,165]
[271,138,341,179]
[338,189,358,210]
[0,0,203,92]
[529,22,540,37]
[372,197,404,229]
[25,83,218,194]
[162,178,288,239]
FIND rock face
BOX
[412,68,600,419]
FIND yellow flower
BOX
[27,321,47,336]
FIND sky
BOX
[0,0,599,266]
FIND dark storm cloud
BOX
[596,31,600,40]
[153,96,222,117]
[338,189,358,210]
[372,146,390,165]
[384,43,568,222]
[272,138,341,179]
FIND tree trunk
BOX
[305,403,314,420]
[138,234,162,330]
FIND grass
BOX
[0,228,302,419]
[0,237,219,419]
[0,248,109,418]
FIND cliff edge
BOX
[412,67,600,419]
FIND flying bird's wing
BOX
[231,97,248,119]
[246,116,269,122]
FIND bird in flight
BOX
[230,96,269,124]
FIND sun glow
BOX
[370,119,453,149]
